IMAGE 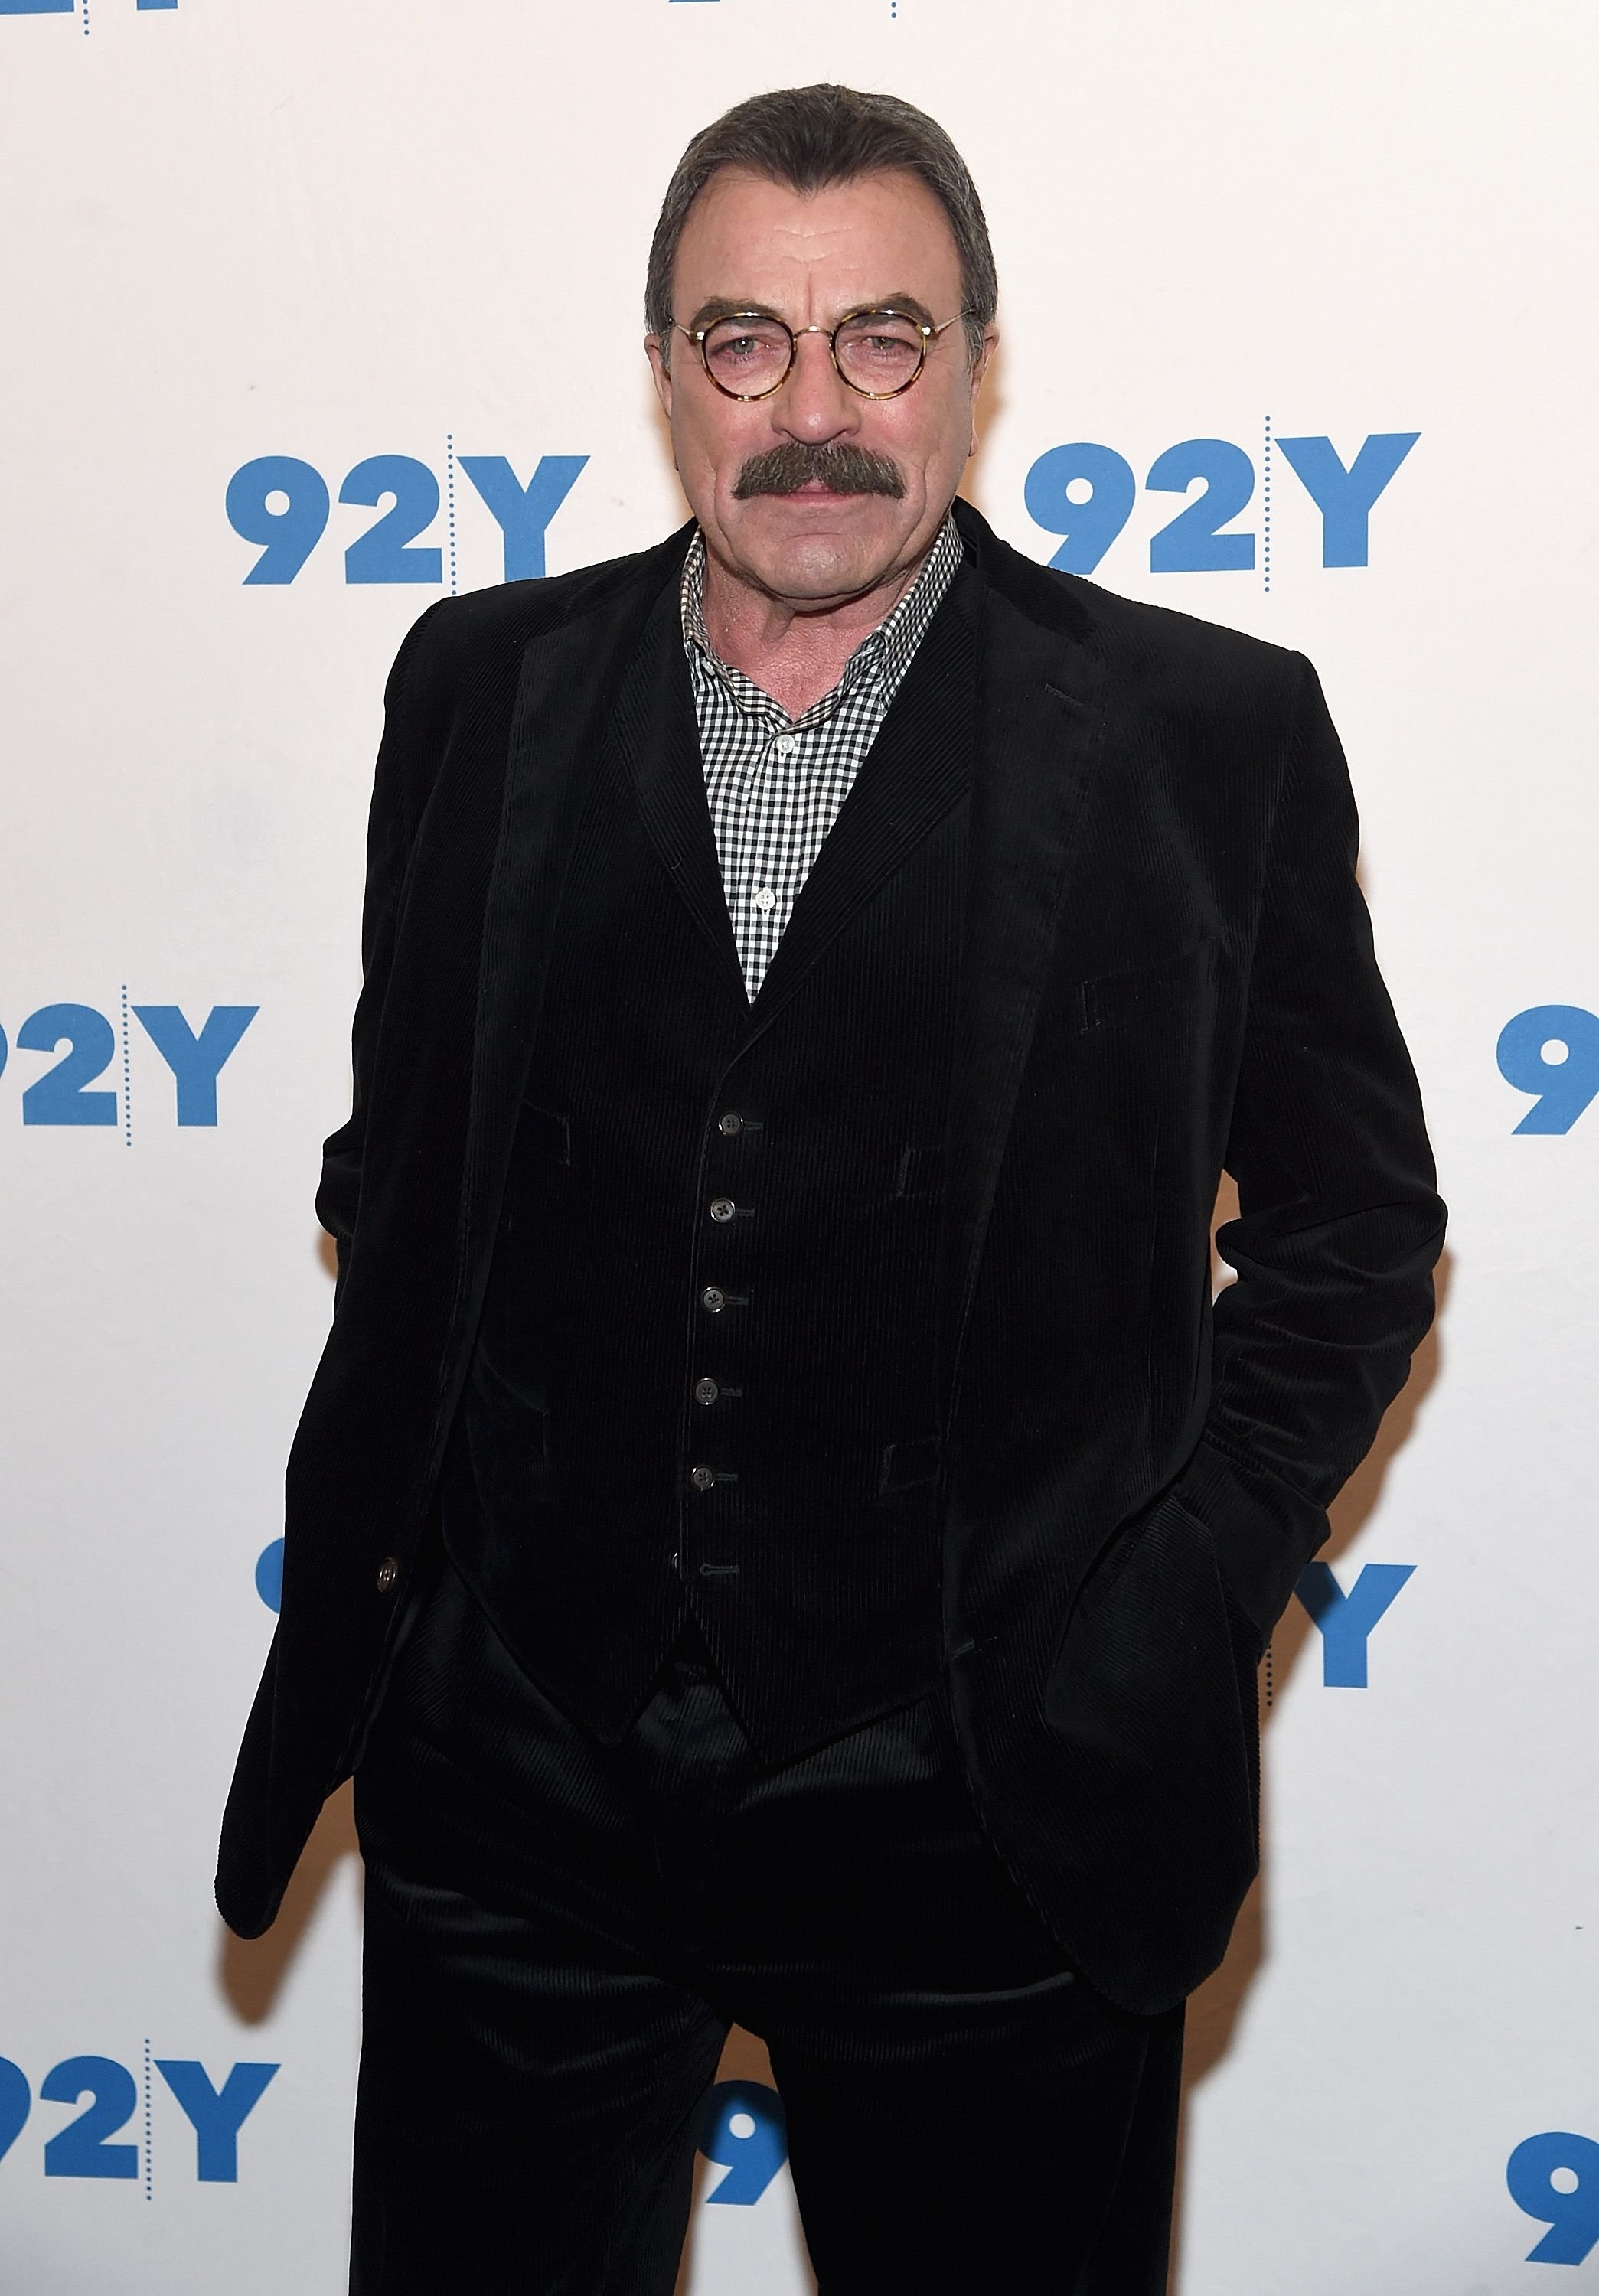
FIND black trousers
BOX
[351,1557,1184,2294]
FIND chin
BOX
[765,549,876,598]
[750,528,896,601]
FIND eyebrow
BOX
[683,292,939,332]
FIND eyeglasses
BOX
[672,307,975,402]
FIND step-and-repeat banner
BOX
[2,2,1595,2288]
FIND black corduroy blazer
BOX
[217,498,1444,2015]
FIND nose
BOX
[772,328,861,442]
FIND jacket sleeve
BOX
[315,602,449,1300]
[1173,654,1445,1639]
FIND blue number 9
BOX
[1507,2131,1599,2263]
[225,456,331,586]
[1496,1005,1599,1134]
[1023,443,1137,576]
[0,2059,28,2164]
[699,2079,787,2206]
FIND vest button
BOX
[716,1113,744,1137]
[709,1197,736,1224]
[375,1557,400,1593]
[693,1378,720,1407]
[700,1286,726,1313]
[690,1464,717,1492]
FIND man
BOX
[218,83,1443,2294]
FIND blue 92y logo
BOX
[225,452,586,586]
[0,1001,256,1131]
[1497,1007,1599,1133]
[0,2052,275,2187]
[1024,429,1417,577]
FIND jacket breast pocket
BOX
[1078,934,1219,1034]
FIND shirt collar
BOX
[680,514,964,724]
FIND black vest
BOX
[443,576,977,1760]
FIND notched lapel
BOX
[945,584,1110,1371]
[455,572,678,1323]
[608,586,746,997]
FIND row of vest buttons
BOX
[690,1114,750,1505]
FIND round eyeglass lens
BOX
[834,312,926,393]
[702,317,793,396]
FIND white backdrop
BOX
[2,2,1597,2289]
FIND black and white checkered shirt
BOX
[681,516,964,999]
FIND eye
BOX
[834,313,926,389]
[842,311,922,341]
[704,318,787,356]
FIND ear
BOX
[645,334,674,420]
[968,326,997,455]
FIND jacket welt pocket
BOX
[879,1436,942,1497]
[894,1145,946,1202]
[1078,936,1219,1033]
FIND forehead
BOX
[674,166,962,316]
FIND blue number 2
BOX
[341,456,442,585]
[1508,2131,1599,2264]
[1496,1006,1599,1133]
[41,2057,138,2180]
[1147,439,1255,573]
[700,2080,788,2206]
[18,1005,117,1127]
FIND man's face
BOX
[648,166,994,608]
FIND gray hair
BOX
[646,84,997,364]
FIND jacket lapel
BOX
[745,571,979,1037]
[943,519,1110,1385]
[451,552,687,1336]
[609,582,747,1000]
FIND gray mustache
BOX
[732,442,906,501]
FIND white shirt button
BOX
[774,734,797,757]
[753,886,777,914]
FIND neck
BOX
[698,544,930,721]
